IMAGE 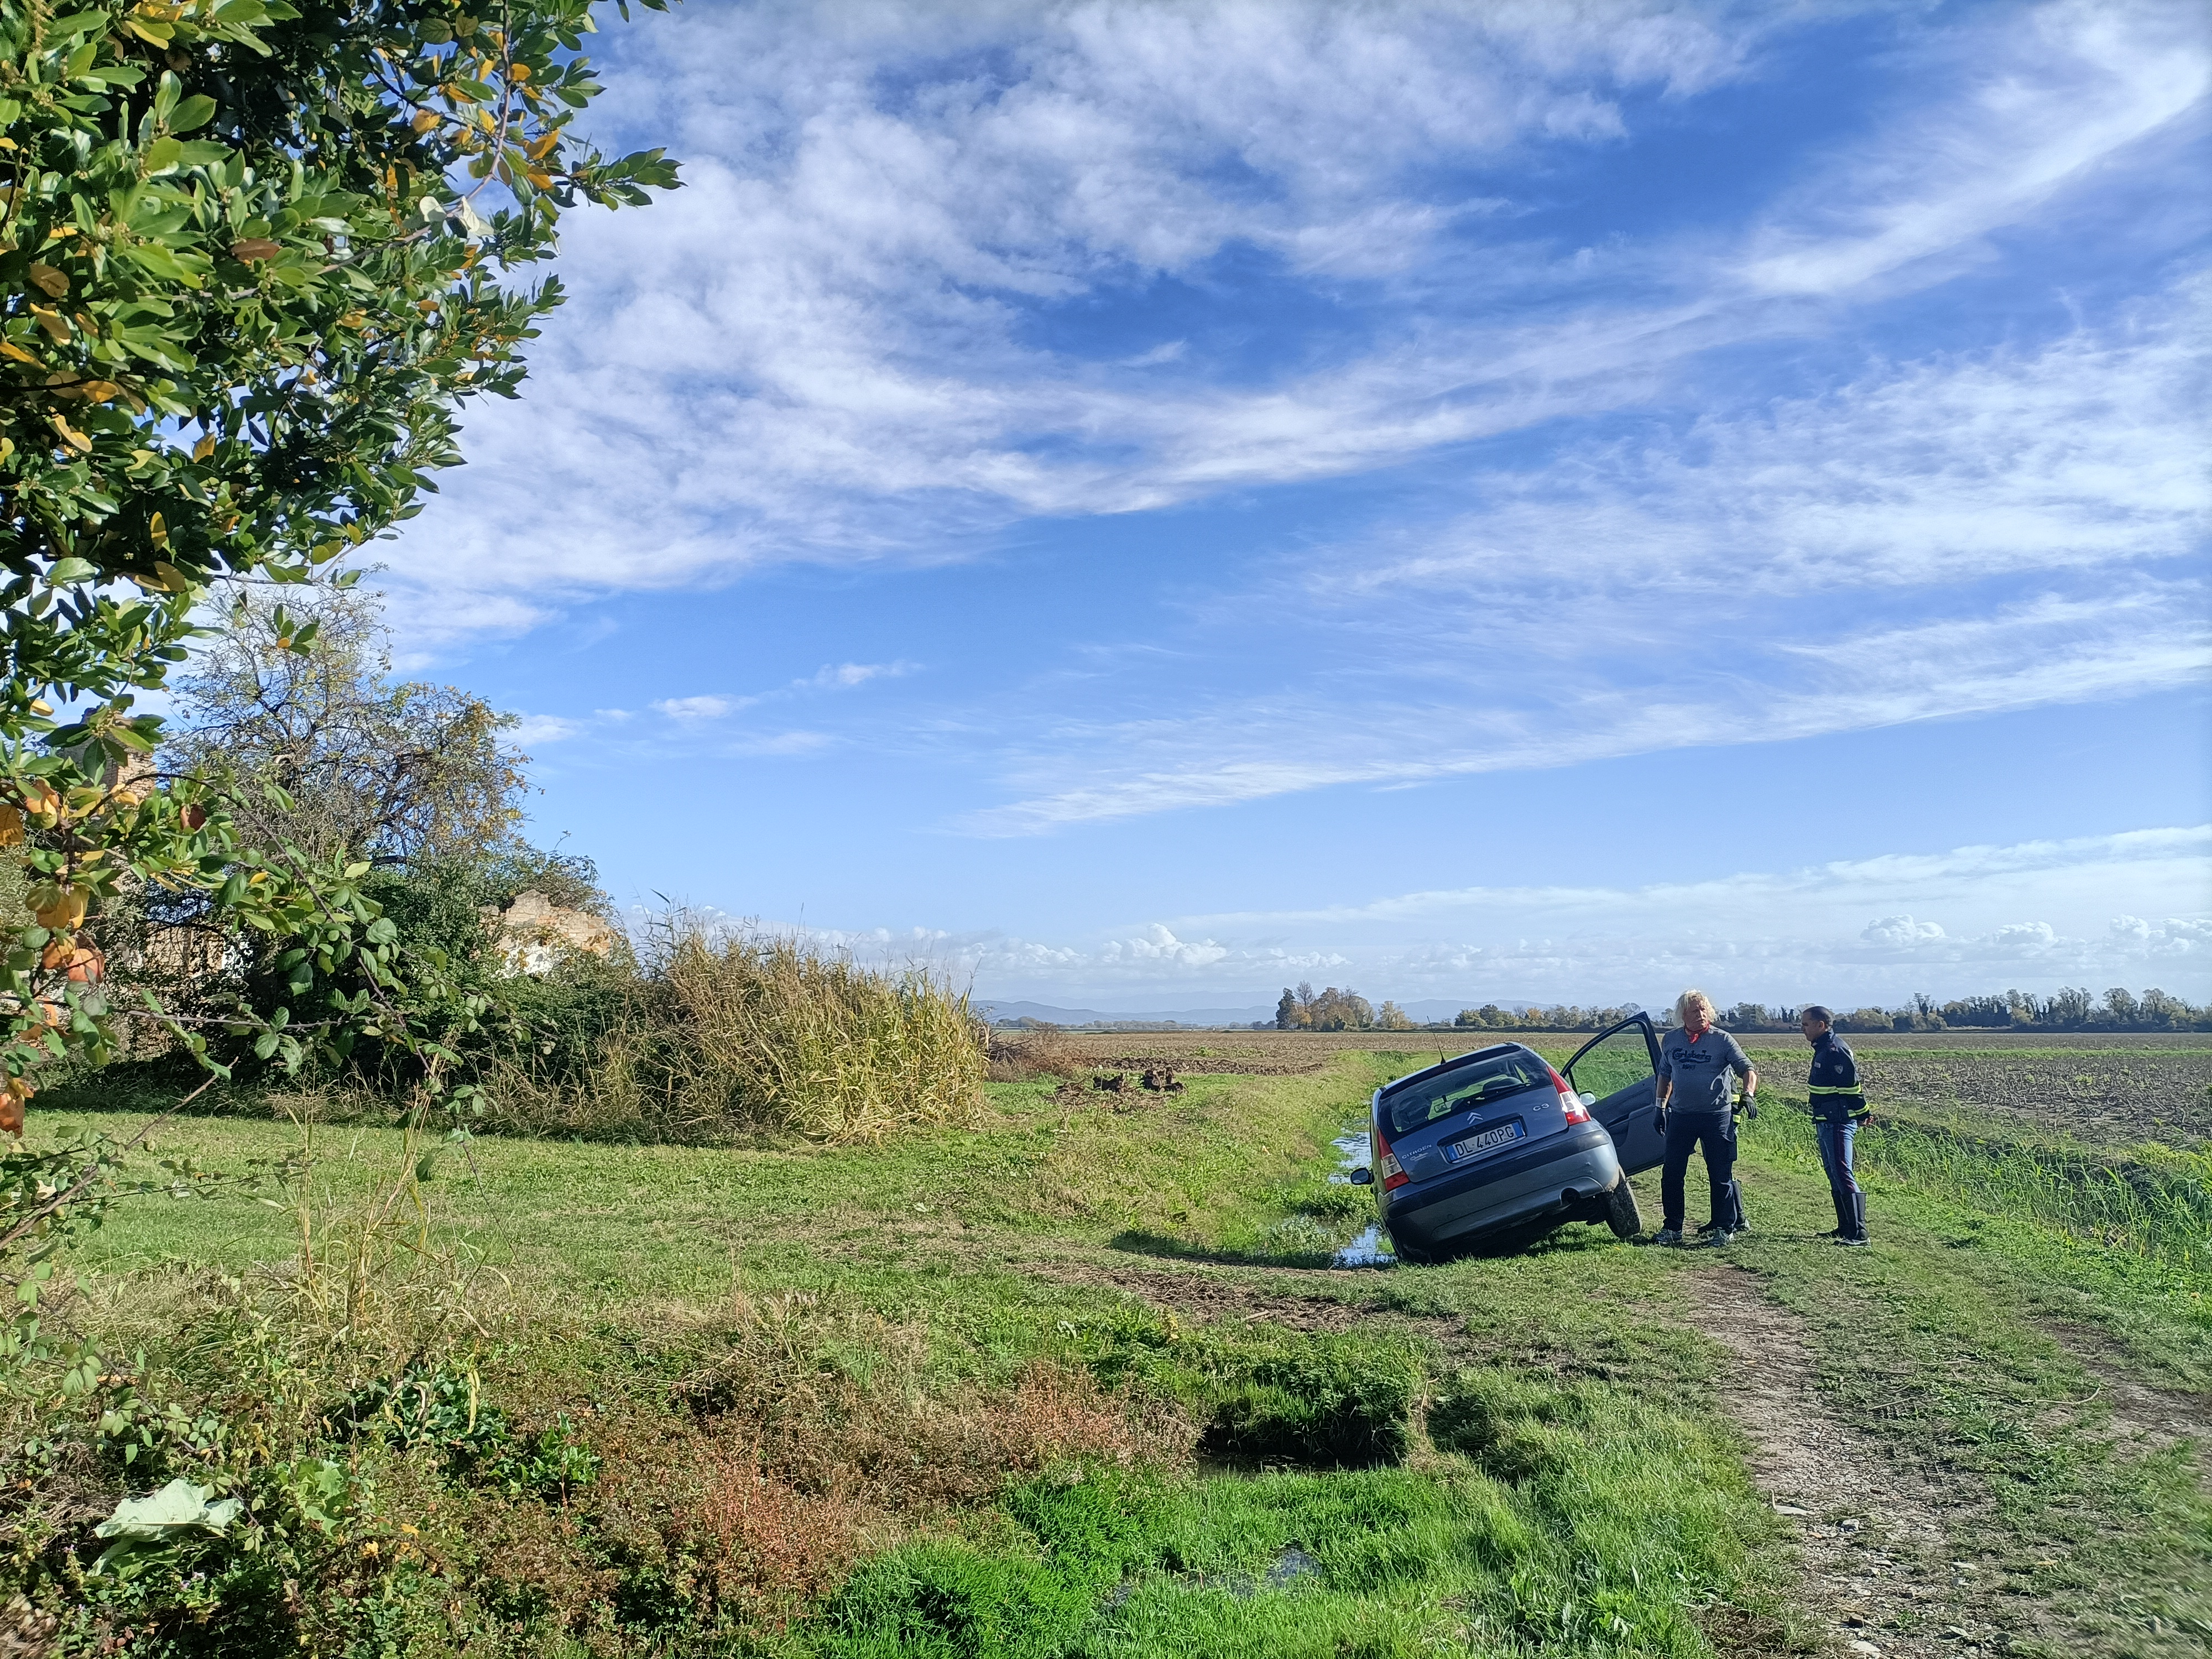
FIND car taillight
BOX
[1373,1125,1410,1190]
[1548,1066,1591,1124]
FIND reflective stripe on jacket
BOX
[1807,1030,1867,1121]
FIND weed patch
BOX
[1196,1333,1425,1468]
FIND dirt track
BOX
[1684,1270,2001,1659]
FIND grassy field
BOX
[4,1033,2206,1657]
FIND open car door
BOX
[1564,1013,1666,1175]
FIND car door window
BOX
[1565,1015,1668,1176]
[1566,1021,1656,1099]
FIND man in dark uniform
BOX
[1802,1005,1870,1245]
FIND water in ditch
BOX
[1329,1128,1394,1267]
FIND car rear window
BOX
[1382,1050,1553,1136]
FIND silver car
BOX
[1351,1016,1666,1262]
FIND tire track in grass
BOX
[1684,1267,2008,1659]
[2032,1319,2212,1458]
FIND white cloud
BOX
[383,0,2212,623]
[1862,915,1947,947]
[912,825,2212,1004]
[963,576,2210,833]
[1734,0,2210,298]
[1100,924,1229,969]
[805,661,916,691]
[510,713,582,746]
[692,827,2209,1007]
[963,276,2210,832]
[643,664,909,728]
[360,0,2206,848]
[654,694,739,721]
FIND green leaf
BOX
[170,93,217,133]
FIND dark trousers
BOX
[1660,1113,1736,1232]
[1817,1119,1866,1240]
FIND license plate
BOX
[1444,1120,1524,1162]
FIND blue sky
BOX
[379,0,2209,1013]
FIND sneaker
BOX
[1835,1233,1871,1248]
[1702,1228,1735,1247]
[1653,1227,1683,1246]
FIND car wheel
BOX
[1604,1180,1642,1240]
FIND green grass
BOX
[7,1041,2208,1657]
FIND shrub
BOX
[482,916,987,1144]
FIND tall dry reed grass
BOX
[483,915,986,1144]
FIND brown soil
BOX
[1682,1268,2016,1659]
[1051,1030,1472,1072]
[1838,1052,2211,1146]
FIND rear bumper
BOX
[1383,1123,1621,1250]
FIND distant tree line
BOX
[1453,1003,1642,1032]
[1712,988,2211,1034]
[1275,985,2212,1035]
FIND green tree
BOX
[166,580,526,868]
[0,0,674,1188]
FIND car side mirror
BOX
[1577,1091,1598,1108]
[1348,1166,1374,1186]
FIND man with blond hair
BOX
[1653,989,1757,1246]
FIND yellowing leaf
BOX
[28,305,71,343]
[149,512,169,549]
[192,432,216,461]
[81,381,120,404]
[50,413,91,453]
[27,262,68,298]
[229,238,282,263]
[0,342,38,364]
[412,108,440,133]
[150,561,190,593]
